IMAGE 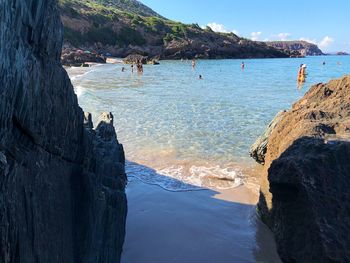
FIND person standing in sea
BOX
[137,60,143,74]
[297,64,307,85]
[241,62,245,69]
[192,59,196,68]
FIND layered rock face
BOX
[0,1,127,262]
[252,76,350,262]
[266,41,324,56]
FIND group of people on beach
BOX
[122,60,144,74]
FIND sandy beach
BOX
[122,174,282,263]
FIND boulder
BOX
[123,54,148,64]
[252,75,350,262]
[61,48,106,66]
[250,111,286,164]
[0,1,127,262]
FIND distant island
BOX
[335,51,349,55]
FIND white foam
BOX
[126,161,245,192]
[188,165,244,189]
[126,161,203,192]
[75,85,84,98]
[70,68,96,81]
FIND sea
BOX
[66,55,350,192]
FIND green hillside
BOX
[58,0,290,59]
[92,0,163,17]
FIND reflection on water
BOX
[67,56,350,190]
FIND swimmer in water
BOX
[241,62,245,69]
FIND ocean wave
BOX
[126,161,245,192]
[70,68,97,81]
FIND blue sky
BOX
[141,0,350,53]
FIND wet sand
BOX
[122,178,281,263]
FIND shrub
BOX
[118,27,146,46]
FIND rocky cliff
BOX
[266,41,324,56]
[0,1,127,262]
[251,76,350,262]
[58,0,290,60]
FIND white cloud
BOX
[206,22,228,33]
[277,33,291,41]
[300,36,334,51]
[299,37,317,44]
[300,36,334,46]
[205,22,239,35]
[318,36,334,49]
[251,31,262,41]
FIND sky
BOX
[141,0,350,53]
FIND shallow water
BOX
[67,56,350,191]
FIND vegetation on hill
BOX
[93,0,163,18]
[58,0,290,59]
[59,0,194,46]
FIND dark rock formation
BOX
[265,41,324,56]
[250,111,286,164]
[122,54,159,65]
[252,75,350,262]
[0,1,127,262]
[61,47,106,66]
[123,54,148,64]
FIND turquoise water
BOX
[67,56,350,190]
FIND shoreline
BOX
[122,177,281,263]
[63,54,349,70]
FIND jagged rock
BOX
[96,112,118,141]
[252,75,350,262]
[84,112,94,129]
[147,60,160,65]
[61,47,106,66]
[123,54,148,64]
[250,111,286,164]
[0,1,127,263]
